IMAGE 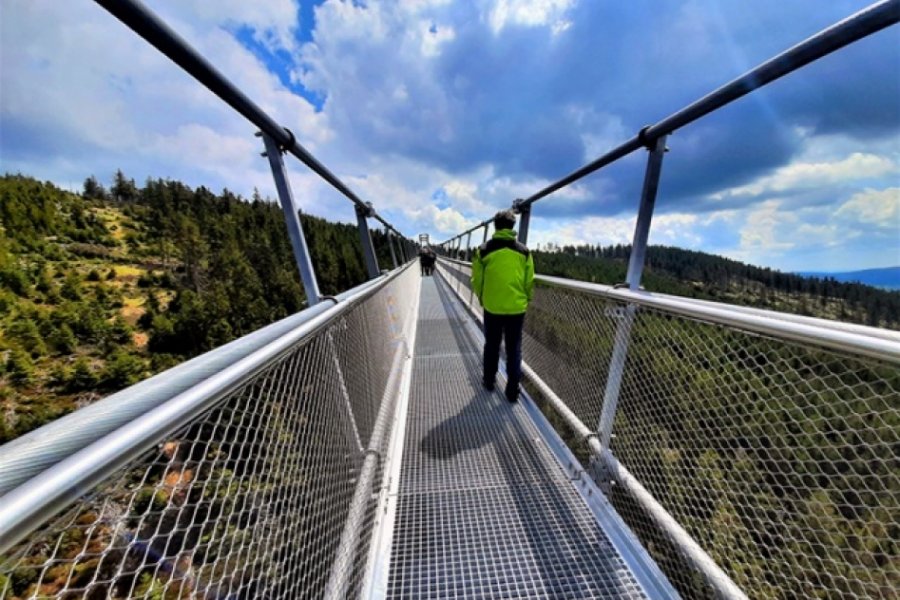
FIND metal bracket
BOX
[255,127,295,154]
[355,202,375,219]
[589,455,614,493]
[637,125,654,150]
[512,198,530,215]
[279,127,296,153]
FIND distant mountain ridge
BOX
[797,266,900,290]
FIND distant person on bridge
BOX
[419,246,436,276]
[471,210,534,402]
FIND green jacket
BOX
[471,229,535,315]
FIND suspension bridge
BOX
[1,1,898,598]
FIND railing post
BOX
[626,134,668,288]
[465,231,473,262]
[259,131,322,305]
[596,134,668,457]
[482,223,489,245]
[355,203,381,279]
[514,199,531,245]
[386,229,398,269]
[399,237,406,262]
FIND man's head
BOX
[493,210,516,231]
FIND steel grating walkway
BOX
[384,276,658,599]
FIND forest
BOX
[2,171,897,444]
[1,172,897,598]
[0,172,399,444]
[532,243,900,329]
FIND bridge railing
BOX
[0,263,419,600]
[436,256,899,599]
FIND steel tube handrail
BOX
[436,256,900,363]
[93,0,402,233]
[323,339,407,600]
[667,294,900,343]
[519,362,749,600]
[439,255,900,343]
[0,263,415,553]
[437,217,492,246]
[515,0,899,209]
[536,274,900,363]
[0,275,387,497]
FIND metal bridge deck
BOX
[384,276,650,599]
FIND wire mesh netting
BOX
[388,275,652,599]
[437,257,899,600]
[0,265,418,600]
[608,305,899,599]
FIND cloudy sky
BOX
[2,0,898,272]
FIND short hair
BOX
[494,209,516,231]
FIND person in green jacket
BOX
[471,210,535,402]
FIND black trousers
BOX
[483,311,525,398]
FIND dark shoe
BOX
[505,388,518,403]
[482,380,495,392]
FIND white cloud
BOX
[421,23,456,57]
[0,0,329,199]
[411,205,476,235]
[442,180,490,214]
[146,124,266,188]
[736,200,798,255]
[157,0,301,53]
[488,0,575,34]
[713,153,898,199]
[529,211,706,250]
[531,215,633,249]
[836,188,900,227]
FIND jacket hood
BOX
[492,229,517,241]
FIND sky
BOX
[1,0,898,273]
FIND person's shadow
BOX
[419,388,504,460]
[419,276,509,461]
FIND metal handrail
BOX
[536,274,900,363]
[438,0,899,245]
[438,256,900,363]
[0,262,416,554]
[93,0,407,238]
[520,359,749,600]
[0,275,386,497]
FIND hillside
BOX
[3,173,898,445]
[0,173,396,443]
[534,243,900,330]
